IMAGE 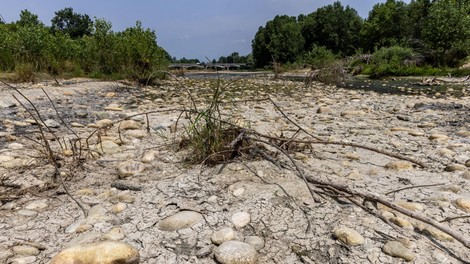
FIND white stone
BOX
[215,241,257,264]
[211,227,237,245]
[231,212,251,229]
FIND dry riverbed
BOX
[0,77,469,263]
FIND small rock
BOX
[212,227,237,245]
[76,189,94,196]
[119,120,141,130]
[382,241,415,262]
[102,227,125,241]
[87,204,108,223]
[12,245,40,256]
[333,227,364,246]
[24,199,48,211]
[466,160,470,167]
[317,106,332,114]
[454,198,470,212]
[233,188,245,197]
[17,210,37,217]
[7,143,23,149]
[0,99,16,108]
[51,241,139,264]
[96,119,114,128]
[158,211,203,231]
[429,133,448,141]
[389,217,413,230]
[394,201,424,211]
[125,130,147,139]
[244,236,264,250]
[445,164,467,172]
[232,212,251,229]
[141,151,156,163]
[118,161,146,178]
[438,148,455,157]
[104,104,123,111]
[97,140,121,154]
[340,110,365,118]
[44,119,60,128]
[70,122,84,128]
[112,202,127,213]
[384,161,412,170]
[215,241,257,264]
[9,256,37,264]
[422,227,454,242]
[462,171,470,180]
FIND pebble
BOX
[51,241,139,264]
[438,148,456,157]
[465,160,470,167]
[112,202,127,213]
[389,216,413,230]
[17,210,37,217]
[384,161,412,170]
[9,256,37,264]
[211,227,237,245]
[117,161,146,178]
[24,199,48,211]
[340,110,365,117]
[215,241,257,264]
[96,119,114,128]
[102,227,125,241]
[44,119,60,128]
[97,140,121,154]
[12,245,40,256]
[244,236,265,250]
[119,120,141,130]
[231,212,251,229]
[157,211,203,231]
[462,171,470,180]
[125,129,147,139]
[104,104,123,111]
[382,241,415,262]
[87,204,108,223]
[454,198,470,212]
[141,151,156,163]
[394,201,424,211]
[7,143,23,149]
[233,188,245,197]
[333,227,364,246]
[429,133,448,141]
[316,106,332,114]
[422,226,453,242]
[445,164,467,172]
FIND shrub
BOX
[14,63,36,82]
[304,45,337,69]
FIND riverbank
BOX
[0,77,469,263]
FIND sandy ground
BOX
[0,77,469,263]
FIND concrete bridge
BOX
[169,63,247,70]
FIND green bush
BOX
[14,63,36,82]
[304,45,337,69]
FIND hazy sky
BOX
[1,1,396,60]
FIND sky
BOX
[1,1,397,61]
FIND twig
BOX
[246,136,322,203]
[440,215,470,223]
[385,183,445,196]
[305,175,470,249]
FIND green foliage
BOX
[0,9,169,83]
[51,7,93,39]
[421,0,470,67]
[303,45,337,69]
[361,0,410,52]
[300,1,363,56]
[366,46,427,77]
[252,15,304,67]
[17,10,44,27]
[14,63,36,82]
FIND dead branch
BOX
[305,175,470,249]
[385,183,445,196]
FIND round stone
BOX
[215,241,257,264]
[12,245,40,256]
[244,236,265,250]
[24,200,48,211]
[118,161,146,178]
[382,241,415,262]
[157,211,203,231]
[333,227,364,246]
[231,212,251,229]
[211,227,237,245]
[51,241,139,264]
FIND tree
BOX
[361,0,410,52]
[300,1,363,56]
[51,7,93,38]
[17,10,43,27]
[421,0,470,66]
[252,15,304,67]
